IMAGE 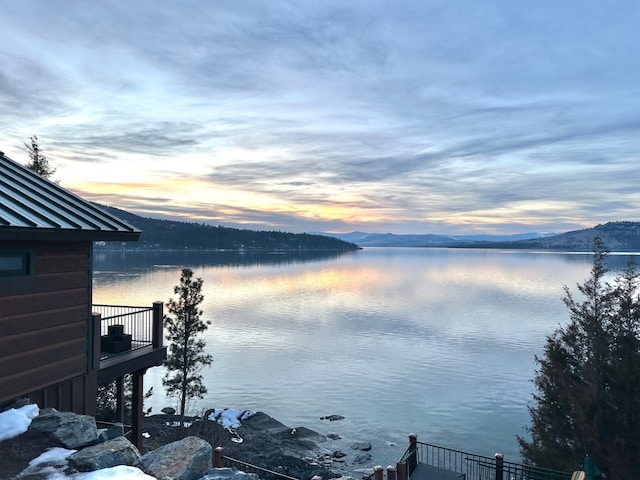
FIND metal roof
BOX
[0,152,140,241]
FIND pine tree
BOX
[25,135,57,179]
[519,239,640,479]
[163,268,213,426]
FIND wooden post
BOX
[92,313,102,372]
[152,301,163,349]
[495,453,504,480]
[374,465,384,480]
[214,446,224,468]
[408,434,418,478]
[115,376,125,424]
[397,461,407,480]
[131,369,146,450]
[387,465,397,480]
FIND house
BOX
[0,151,166,448]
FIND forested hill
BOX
[95,204,359,251]
[452,221,640,251]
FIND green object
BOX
[583,455,601,480]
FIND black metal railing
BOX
[412,441,572,480]
[218,453,301,480]
[498,459,573,480]
[93,304,156,360]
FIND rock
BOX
[15,446,76,479]
[320,415,345,421]
[137,436,212,480]
[351,442,372,452]
[201,467,260,480]
[68,436,141,471]
[332,450,347,459]
[327,433,341,440]
[353,453,373,464]
[162,407,176,415]
[30,409,99,449]
[98,423,125,442]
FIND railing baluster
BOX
[405,440,572,480]
[94,304,161,360]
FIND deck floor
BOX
[411,464,467,480]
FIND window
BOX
[0,252,30,277]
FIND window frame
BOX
[0,251,32,277]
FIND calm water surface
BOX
[92,248,637,468]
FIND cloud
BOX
[1,0,639,234]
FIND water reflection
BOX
[92,247,638,468]
[93,249,356,271]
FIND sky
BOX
[1,1,639,235]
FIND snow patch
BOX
[70,465,156,479]
[207,408,256,429]
[0,403,40,441]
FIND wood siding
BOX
[27,373,96,415]
[0,241,93,407]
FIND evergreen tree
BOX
[163,268,213,426]
[24,135,57,179]
[519,239,640,479]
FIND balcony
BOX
[381,434,573,480]
[92,302,167,384]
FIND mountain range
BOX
[95,204,359,251]
[97,203,640,252]
[319,222,640,251]
[314,231,557,247]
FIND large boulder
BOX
[98,422,125,442]
[137,436,213,480]
[350,442,372,452]
[68,436,141,471]
[200,467,260,480]
[29,409,99,449]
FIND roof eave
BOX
[0,227,141,243]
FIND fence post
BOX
[92,313,102,371]
[214,446,224,468]
[495,453,504,480]
[407,434,418,478]
[115,376,125,424]
[387,465,397,480]
[374,465,384,480]
[131,369,146,450]
[152,301,163,348]
[396,461,407,480]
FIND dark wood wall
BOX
[0,241,95,413]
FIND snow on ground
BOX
[0,404,153,479]
[0,403,39,441]
[0,404,253,479]
[55,465,156,479]
[207,408,256,429]
[9,446,154,480]
[17,447,76,478]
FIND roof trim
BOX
[0,152,141,242]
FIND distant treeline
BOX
[443,221,640,251]
[95,204,359,251]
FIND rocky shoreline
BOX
[1,407,383,479]
[143,409,378,480]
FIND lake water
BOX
[92,247,637,470]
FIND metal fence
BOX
[219,454,301,480]
[410,442,572,480]
[93,304,154,359]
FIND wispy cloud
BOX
[1,0,639,234]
